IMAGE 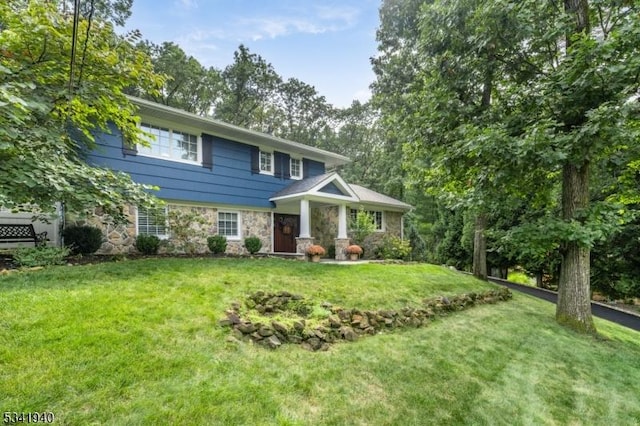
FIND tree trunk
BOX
[472,214,487,280]
[556,162,596,334]
[536,271,544,288]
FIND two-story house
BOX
[75,97,411,260]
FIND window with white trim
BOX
[349,209,384,231]
[218,211,241,239]
[259,150,273,174]
[138,123,200,163]
[290,157,302,179]
[137,207,168,238]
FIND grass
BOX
[1,258,639,425]
[507,270,536,286]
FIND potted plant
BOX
[345,244,363,261]
[306,244,325,262]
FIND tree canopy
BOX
[374,0,640,332]
[0,1,163,220]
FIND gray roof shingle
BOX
[349,184,412,209]
[270,173,335,199]
[271,173,412,210]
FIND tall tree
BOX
[134,41,222,115]
[273,77,333,147]
[393,0,533,280]
[546,0,639,332]
[333,101,385,189]
[390,0,640,333]
[371,0,427,201]
[57,0,133,26]
[215,44,282,129]
[0,1,163,220]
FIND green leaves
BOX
[0,1,162,221]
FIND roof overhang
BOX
[270,173,359,204]
[128,96,351,168]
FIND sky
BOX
[124,0,382,108]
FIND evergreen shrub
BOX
[63,225,103,255]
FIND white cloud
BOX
[198,4,363,43]
[313,4,360,25]
[174,0,198,11]
[237,16,343,41]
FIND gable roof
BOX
[270,173,412,211]
[349,184,412,210]
[270,173,359,203]
[129,96,351,168]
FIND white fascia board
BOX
[269,173,360,203]
[129,96,351,167]
[349,201,412,212]
[270,192,359,204]
[320,174,359,200]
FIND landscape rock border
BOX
[219,288,513,351]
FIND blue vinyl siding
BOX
[306,159,324,176]
[86,125,326,208]
[318,182,345,196]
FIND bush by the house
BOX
[135,234,161,255]
[63,225,103,255]
[167,209,208,254]
[12,246,70,267]
[374,236,412,260]
[244,236,262,254]
[207,235,227,254]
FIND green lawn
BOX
[1,258,639,425]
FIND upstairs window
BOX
[137,207,168,238]
[349,209,384,231]
[290,158,302,180]
[260,150,273,174]
[138,123,200,163]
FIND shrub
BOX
[244,236,262,254]
[350,209,376,245]
[327,244,336,259]
[167,209,208,254]
[12,246,70,267]
[207,235,227,254]
[63,225,103,255]
[135,234,161,255]
[374,236,412,260]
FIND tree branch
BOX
[77,0,96,88]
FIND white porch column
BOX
[338,204,348,239]
[299,198,311,238]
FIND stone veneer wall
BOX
[311,207,405,258]
[359,211,404,257]
[310,206,338,250]
[227,210,272,255]
[66,206,137,255]
[68,204,271,255]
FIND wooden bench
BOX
[0,224,48,247]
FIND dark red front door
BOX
[274,214,299,253]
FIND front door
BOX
[274,214,300,253]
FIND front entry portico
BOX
[270,173,359,260]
